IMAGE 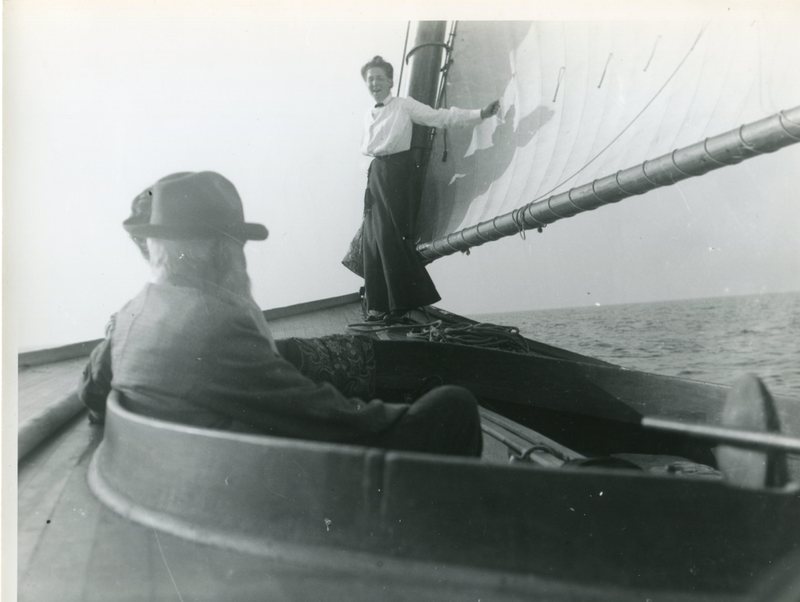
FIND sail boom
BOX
[417,106,800,261]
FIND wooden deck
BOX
[16,294,800,601]
[17,295,379,601]
[20,416,674,602]
[19,358,88,424]
[16,294,599,601]
[18,295,364,423]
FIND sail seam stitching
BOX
[525,24,708,204]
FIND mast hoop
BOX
[702,138,729,167]
[736,125,758,153]
[510,211,527,239]
[566,189,584,212]
[472,224,490,243]
[489,215,508,240]
[614,170,640,196]
[777,111,800,141]
[546,196,568,219]
[443,235,460,254]
[431,239,447,258]
[419,105,800,261]
[458,230,471,249]
[590,180,607,206]
[640,160,661,187]
[405,42,451,65]
[525,204,548,229]
[779,109,800,127]
[510,208,523,229]
[670,149,696,178]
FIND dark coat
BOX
[361,152,441,313]
[78,282,408,445]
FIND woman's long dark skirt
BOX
[362,152,441,313]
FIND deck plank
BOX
[18,359,86,423]
[18,419,737,602]
[18,421,103,600]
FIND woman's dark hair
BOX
[361,55,393,81]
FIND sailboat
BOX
[17,19,800,601]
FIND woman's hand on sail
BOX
[480,100,500,119]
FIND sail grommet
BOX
[405,42,451,65]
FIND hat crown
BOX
[151,172,243,226]
[124,171,268,242]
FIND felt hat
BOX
[123,171,268,242]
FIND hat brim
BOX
[124,222,268,242]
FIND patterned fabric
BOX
[341,222,364,277]
[276,335,375,399]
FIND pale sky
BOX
[4,0,800,350]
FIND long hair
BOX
[147,236,252,299]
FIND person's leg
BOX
[378,385,482,457]
[370,156,440,314]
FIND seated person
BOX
[78,171,482,457]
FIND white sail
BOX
[418,19,800,243]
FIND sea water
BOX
[476,291,800,398]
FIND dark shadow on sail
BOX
[430,104,555,239]
[417,21,557,242]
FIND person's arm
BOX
[204,315,408,445]
[404,97,500,129]
[480,100,501,119]
[77,316,115,423]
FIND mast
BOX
[403,21,448,233]
[417,106,800,261]
[405,22,448,160]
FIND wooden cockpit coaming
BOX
[18,296,800,600]
[372,339,800,470]
[82,392,800,598]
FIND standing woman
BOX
[359,55,499,321]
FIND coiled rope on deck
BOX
[348,317,535,353]
[406,321,535,353]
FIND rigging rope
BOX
[435,21,459,162]
[406,321,535,353]
[396,21,412,93]
[347,317,536,354]
[524,24,708,206]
